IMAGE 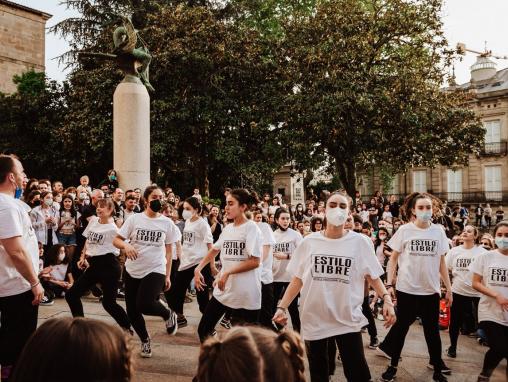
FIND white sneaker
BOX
[165,311,178,335]
[141,338,152,358]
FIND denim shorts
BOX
[58,233,77,246]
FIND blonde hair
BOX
[196,326,306,382]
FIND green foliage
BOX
[281,0,484,197]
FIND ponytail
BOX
[276,331,306,382]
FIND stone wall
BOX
[0,1,50,93]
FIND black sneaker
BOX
[476,375,490,382]
[165,311,178,335]
[446,346,456,358]
[177,314,188,328]
[40,295,54,306]
[220,317,232,329]
[369,337,380,349]
[116,289,125,299]
[380,365,397,382]
[428,361,451,375]
[433,371,448,382]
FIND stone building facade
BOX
[0,0,51,93]
[360,56,508,207]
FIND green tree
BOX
[281,0,484,201]
[51,1,290,195]
[0,71,69,181]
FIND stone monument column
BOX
[113,75,150,191]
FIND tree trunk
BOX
[336,158,357,207]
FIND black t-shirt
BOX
[208,218,222,243]
[389,202,400,218]
[80,204,97,230]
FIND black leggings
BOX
[197,297,259,342]
[480,321,508,377]
[307,332,371,382]
[124,271,171,342]
[448,293,479,349]
[260,282,274,329]
[380,291,443,370]
[362,295,377,339]
[65,254,130,330]
[165,264,210,315]
[273,281,300,332]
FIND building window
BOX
[413,170,427,193]
[447,169,462,201]
[484,165,502,201]
[386,175,399,195]
[358,175,372,199]
[484,120,501,144]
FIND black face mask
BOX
[32,200,41,207]
[149,199,162,213]
[353,229,361,233]
[278,225,288,232]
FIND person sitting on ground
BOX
[195,326,306,382]
[10,317,133,382]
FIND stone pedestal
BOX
[113,76,150,191]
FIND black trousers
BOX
[260,282,274,329]
[273,281,301,332]
[65,254,131,330]
[0,290,38,369]
[480,321,508,377]
[165,264,210,315]
[448,293,479,349]
[197,297,259,342]
[124,271,170,342]
[307,332,371,382]
[362,295,377,339]
[380,290,443,370]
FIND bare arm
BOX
[440,255,453,306]
[214,256,261,291]
[386,249,400,298]
[367,275,396,327]
[272,276,303,325]
[473,273,508,311]
[164,243,173,291]
[194,247,220,291]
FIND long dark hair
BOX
[60,194,77,218]
[46,244,69,266]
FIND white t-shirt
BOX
[179,218,213,271]
[212,220,262,310]
[0,194,39,297]
[272,228,303,282]
[258,222,276,284]
[50,263,69,281]
[388,222,449,295]
[446,245,486,297]
[83,216,120,257]
[119,213,182,278]
[469,250,508,326]
[268,205,280,216]
[287,231,383,341]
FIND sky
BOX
[14,0,508,84]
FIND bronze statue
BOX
[79,15,154,91]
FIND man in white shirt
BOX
[0,155,44,381]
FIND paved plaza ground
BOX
[39,297,507,382]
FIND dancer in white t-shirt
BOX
[445,224,486,358]
[65,198,131,332]
[166,197,215,328]
[378,193,453,382]
[194,189,262,342]
[272,207,302,332]
[273,192,396,382]
[113,186,181,358]
[252,209,276,329]
[470,221,508,382]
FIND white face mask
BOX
[326,207,348,227]
[182,209,193,221]
[58,253,66,262]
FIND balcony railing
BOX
[481,141,508,156]
[433,192,507,203]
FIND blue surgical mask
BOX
[14,187,22,199]
[415,210,432,222]
[495,237,508,250]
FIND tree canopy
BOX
[0,0,483,199]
